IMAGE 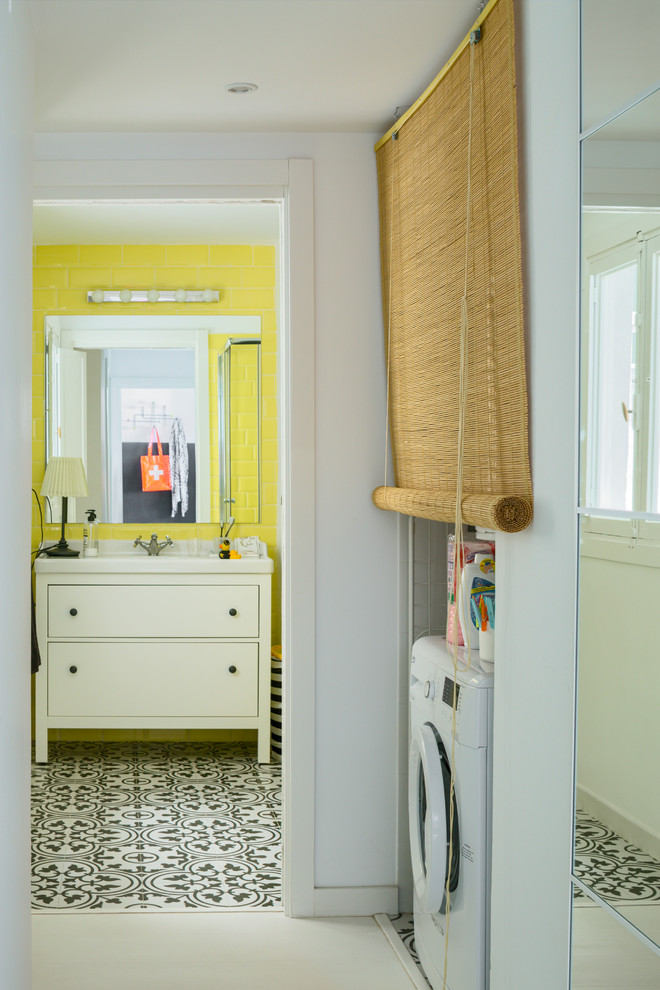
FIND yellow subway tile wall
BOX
[32,243,279,743]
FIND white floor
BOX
[572,904,660,989]
[31,913,418,990]
[32,903,660,989]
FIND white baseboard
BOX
[577,786,660,861]
[374,914,429,990]
[313,885,399,917]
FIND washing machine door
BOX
[409,721,460,914]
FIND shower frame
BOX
[217,336,262,527]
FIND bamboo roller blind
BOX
[372,0,533,533]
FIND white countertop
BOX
[35,553,274,575]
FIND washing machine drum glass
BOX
[409,722,460,914]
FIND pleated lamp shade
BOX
[41,457,89,498]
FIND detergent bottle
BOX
[446,532,495,645]
[456,552,495,651]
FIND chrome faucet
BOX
[133,533,174,556]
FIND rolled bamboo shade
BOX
[372,0,532,533]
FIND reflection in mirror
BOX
[581,0,660,135]
[575,515,660,945]
[580,216,660,512]
[105,348,198,523]
[575,79,660,954]
[46,320,210,523]
[571,887,660,985]
[580,88,660,514]
[45,314,261,526]
[217,338,262,526]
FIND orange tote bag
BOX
[140,427,172,492]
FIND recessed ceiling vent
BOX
[225,82,258,95]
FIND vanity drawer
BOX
[47,584,259,639]
[47,642,259,717]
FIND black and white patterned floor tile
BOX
[31,742,281,912]
[388,913,431,987]
[573,810,660,903]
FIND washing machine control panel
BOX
[441,677,461,710]
[411,637,493,746]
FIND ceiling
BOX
[28,0,477,244]
[29,0,660,243]
[27,0,474,135]
[26,0,659,139]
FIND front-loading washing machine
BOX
[409,636,493,990]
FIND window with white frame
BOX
[583,227,660,520]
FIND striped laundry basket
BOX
[271,645,283,762]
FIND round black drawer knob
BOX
[69,608,78,616]
[228,608,237,616]
[69,666,78,674]
[228,665,237,674]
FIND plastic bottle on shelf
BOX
[457,552,495,651]
[82,509,99,556]
[446,531,495,645]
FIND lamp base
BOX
[45,541,80,558]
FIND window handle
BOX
[622,401,633,423]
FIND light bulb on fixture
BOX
[87,287,221,304]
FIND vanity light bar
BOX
[87,289,220,304]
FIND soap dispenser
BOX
[82,509,99,556]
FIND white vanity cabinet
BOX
[34,555,273,763]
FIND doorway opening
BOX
[30,198,287,914]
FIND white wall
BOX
[489,2,578,988]
[33,132,401,899]
[0,2,33,987]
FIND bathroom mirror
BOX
[45,314,261,525]
[574,70,660,948]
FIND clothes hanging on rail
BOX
[169,417,189,518]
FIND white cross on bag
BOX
[149,464,164,481]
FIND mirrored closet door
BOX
[573,0,660,970]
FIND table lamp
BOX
[41,457,89,557]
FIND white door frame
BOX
[33,158,316,917]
